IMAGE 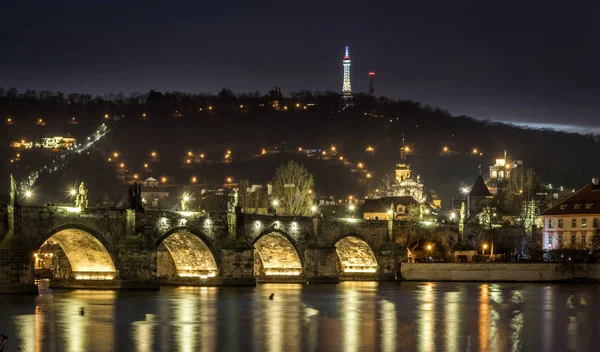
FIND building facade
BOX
[542,178,600,250]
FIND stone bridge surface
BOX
[0,205,408,292]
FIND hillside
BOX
[1,89,599,206]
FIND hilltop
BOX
[1,88,599,206]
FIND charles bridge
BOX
[0,202,410,293]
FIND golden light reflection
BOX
[479,284,489,351]
[133,314,155,352]
[380,300,397,352]
[259,284,302,352]
[175,294,197,352]
[418,282,435,352]
[343,289,359,352]
[14,314,35,352]
[542,286,553,352]
[444,291,461,352]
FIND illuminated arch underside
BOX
[47,229,116,279]
[335,236,378,274]
[254,233,302,276]
[162,231,218,278]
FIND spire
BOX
[504,149,507,161]
[400,134,406,161]
[344,46,350,59]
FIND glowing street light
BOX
[349,204,355,211]
[120,163,125,168]
[183,194,190,202]
[133,174,139,180]
[339,156,344,161]
[151,152,157,158]
[450,212,456,220]
[70,189,77,196]
[298,147,303,152]
[366,146,374,152]
[331,146,336,152]
[472,148,479,154]
[366,173,372,179]
[191,176,197,183]
[443,146,448,152]
[482,243,488,256]
[261,149,267,155]
[272,200,279,207]
[426,244,432,252]
[144,163,148,169]
[188,151,193,156]
[200,153,205,159]
[113,152,119,158]
[404,146,411,153]
[161,177,167,183]
[357,162,364,169]
[25,190,32,198]
[311,205,317,212]
[104,114,109,119]
[226,177,233,183]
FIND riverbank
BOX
[400,263,600,282]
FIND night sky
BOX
[2,1,599,131]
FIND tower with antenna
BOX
[368,72,375,95]
[342,46,352,98]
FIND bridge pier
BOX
[303,247,339,283]
[218,248,256,286]
[0,251,38,293]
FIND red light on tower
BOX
[369,72,375,76]
[369,72,375,95]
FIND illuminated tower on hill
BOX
[368,72,375,95]
[342,46,352,97]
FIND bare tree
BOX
[272,161,314,216]
[378,173,395,195]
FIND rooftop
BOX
[543,179,600,216]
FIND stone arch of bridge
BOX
[156,227,219,279]
[334,234,379,275]
[252,229,303,277]
[39,224,117,280]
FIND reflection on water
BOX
[2,282,600,351]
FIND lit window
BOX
[558,219,563,228]
[548,219,554,228]
[572,218,577,228]
[582,218,587,228]
[548,234,553,245]
[571,235,576,244]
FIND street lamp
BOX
[25,190,32,198]
[272,200,279,207]
[482,243,488,256]
[70,189,77,196]
[349,204,355,211]
[311,205,317,213]
[427,244,432,251]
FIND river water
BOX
[1,281,599,351]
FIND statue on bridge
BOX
[9,174,17,205]
[75,182,88,209]
[128,182,144,211]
